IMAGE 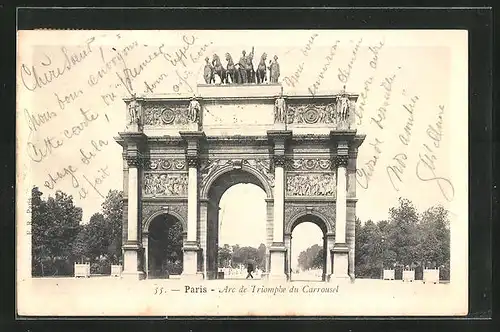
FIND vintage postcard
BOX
[16,29,468,316]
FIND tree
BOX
[31,188,82,276]
[218,244,232,267]
[311,248,324,269]
[297,244,323,271]
[101,190,123,263]
[85,213,112,260]
[387,198,420,267]
[417,205,450,268]
[354,199,450,280]
[257,243,266,271]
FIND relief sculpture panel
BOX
[143,173,188,196]
[286,173,336,197]
[143,104,193,126]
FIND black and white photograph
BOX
[16,28,468,316]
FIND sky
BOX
[17,30,468,266]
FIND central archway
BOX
[203,167,273,280]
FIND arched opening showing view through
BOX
[205,169,270,280]
[147,214,184,279]
[291,216,328,282]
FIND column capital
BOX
[126,155,143,168]
[273,155,287,167]
[334,155,349,168]
[267,130,292,154]
[186,155,200,168]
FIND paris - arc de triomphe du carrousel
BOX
[115,63,365,282]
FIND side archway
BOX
[287,213,333,281]
[144,212,185,279]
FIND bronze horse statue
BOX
[256,53,268,84]
[225,53,239,84]
[212,54,226,84]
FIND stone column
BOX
[180,131,205,280]
[199,200,208,279]
[142,233,149,278]
[284,233,292,280]
[325,232,335,280]
[181,155,202,279]
[122,155,145,280]
[267,130,291,281]
[332,152,349,280]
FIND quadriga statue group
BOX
[204,47,280,85]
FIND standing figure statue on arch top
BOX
[246,46,256,83]
[256,52,268,84]
[269,55,280,83]
[203,57,214,84]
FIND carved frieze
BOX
[143,173,188,196]
[143,103,195,126]
[285,99,354,125]
[286,104,336,124]
[142,203,188,230]
[286,173,336,197]
[144,158,186,171]
[287,158,332,171]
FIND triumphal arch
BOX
[116,81,365,281]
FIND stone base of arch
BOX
[181,241,204,280]
[121,242,146,280]
[268,243,287,281]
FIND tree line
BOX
[31,187,123,276]
[297,198,450,280]
[31,186,449,280]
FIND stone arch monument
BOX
[115,83,365,281]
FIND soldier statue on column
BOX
[274,87,287,123]
[336,85,350,122]
[127,94,141,131]
[188,96,201,123]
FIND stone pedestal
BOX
[269,244,287,281]
[181,241,204,280]
[122,242,145,280]
[331,244,349,280]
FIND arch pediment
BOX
[200,158,274,201]
[284,202,336,234]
